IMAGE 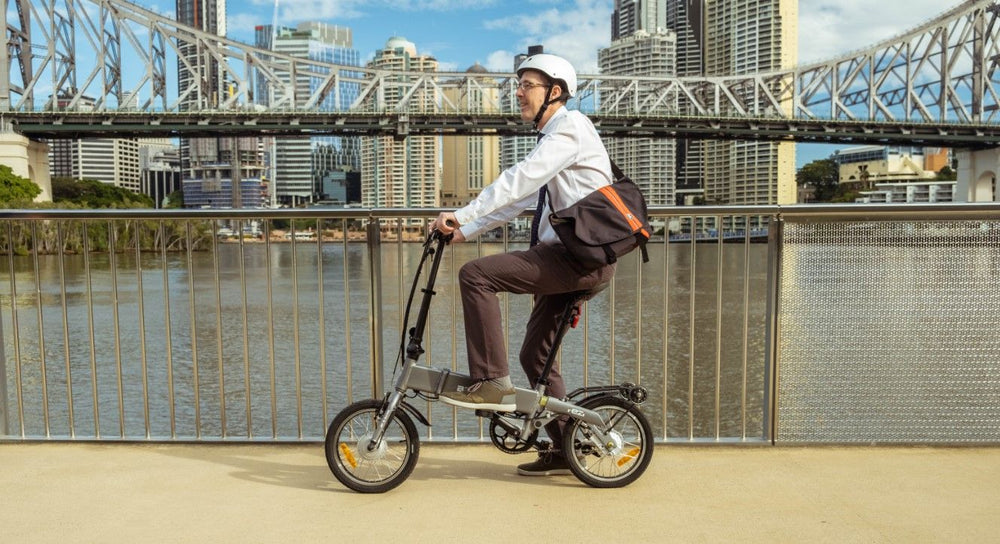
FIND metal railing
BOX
[3,204,1000,444]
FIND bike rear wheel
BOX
[325,399,420,493]
[562,395,653,488]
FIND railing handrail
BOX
[3,202,1000,221]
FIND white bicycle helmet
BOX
[517,53,577,99]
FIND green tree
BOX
[164,189,185,209]
[935,166,957,181]
[52,177,154,208]
[796,158,840,202]
[0,164,42,204]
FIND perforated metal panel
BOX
[777,220,1000,443]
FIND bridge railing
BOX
[2,204,1000,444]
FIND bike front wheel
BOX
[325,398,420,493]
[562,395,653,488]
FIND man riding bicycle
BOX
[431,50,616,477]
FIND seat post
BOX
[534,297,583,391]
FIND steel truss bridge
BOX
[4,0,1000,146]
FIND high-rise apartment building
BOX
[177,0,267,208]
[599,30,678,207]
[49,138,141,192]
[48,94,141,192]
[703,0,798,205]
[255,22,361,206]
[665,0,706,201]
[613,0,668,39]
[441,64,501,209]
[361,37,440,208]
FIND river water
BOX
[2,240,770,441]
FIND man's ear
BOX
[548,83,563,102]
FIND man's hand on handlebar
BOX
[431,212,466,243]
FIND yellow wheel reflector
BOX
[617,447,641,467]
[339,443,358,468]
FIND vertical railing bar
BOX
[1,222,11,438]
[316,217,328,436]
[582,223,590,387]
[662,214,671,441]
[366,217,384,399]
[449,222,460,440]
[714,215,724,440]
[474,230,484,439]
[419,218,434,440]
[133,220,150,439]
[0,260,7,438]
[264,220,278,439]
[763,216,784,445]
[7,221,25,438]
[185,221,201,439]
[210,219,226,438]
[688,215,696,441]
[237,220,252,439]
[635,232,643,386]
[609,270,616,383]
[108,220,125,439]
[342,218,353,407]
[82,222,100,438]
[741,217,752,441]
[30,222,51,438]
[158,221,176,439]
[290,222,303,440]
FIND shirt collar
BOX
[537,106,568,137]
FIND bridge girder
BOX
[3,0,1000,142]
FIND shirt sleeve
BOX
[454,122,579,240]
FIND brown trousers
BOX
[458,242,614,448]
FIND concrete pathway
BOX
[2,443,998,543]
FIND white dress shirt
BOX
[454,107,613,243]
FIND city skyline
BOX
[131,0,954,73]
[134,0,958,167]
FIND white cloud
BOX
[798,0,956,65]
[485,50,515,73]
[483,0,612,74]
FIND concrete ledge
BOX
[3,443,999,542]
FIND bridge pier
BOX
[955,148,999,202]
[0,127,51,202]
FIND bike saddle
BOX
[568,280,610,305]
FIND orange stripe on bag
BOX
[599,185,647,237]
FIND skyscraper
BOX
[441,64,501,209]
[48,94,141,192]
[176,0,267,208]
[703,0,798,205]
[665,0,706,202]
[599,30,678,206]
[255,22,361,206]
[604,0,677,206]
[361,37,440,209]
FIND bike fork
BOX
[367,357,418,448]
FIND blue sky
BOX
[138,0,953,166]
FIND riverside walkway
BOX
[2,443,998,543]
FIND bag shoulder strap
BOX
[609,159,627,183]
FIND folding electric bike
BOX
[324,229,654,493]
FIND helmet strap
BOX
[531,85,555,130]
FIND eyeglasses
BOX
[516,81,550,91]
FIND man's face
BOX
[516,70,551,123]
